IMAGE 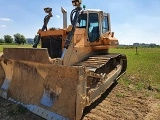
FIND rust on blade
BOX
[0,64,5,87]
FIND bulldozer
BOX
[0,0,127,120]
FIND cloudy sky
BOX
[0,0,160,45]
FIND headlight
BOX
[44,7,52,13]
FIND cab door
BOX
[88,13,100,42]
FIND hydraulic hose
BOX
[33,9,52,48]
[61,7,81,59]
[70,8,78,25]
[64,7,81,49]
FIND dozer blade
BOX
[2,48,51,63]
[0,48,127,120]
[0,48,87,120]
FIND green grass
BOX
[0,44,33,52]
[116,93,126,98]
[109,48,160,96]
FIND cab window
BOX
[78,13,87,28]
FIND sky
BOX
[0,0,160,45]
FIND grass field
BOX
[0,45,159,88]
[0,44,33,52]
[110,47,160,98]
[0,45,159,92]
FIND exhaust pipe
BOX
[61,7,67,29]
[107,13,111,32]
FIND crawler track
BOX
[75,53,127,119]
[75,53,126,91]
[76,53,127,75]
[76,53,123,72]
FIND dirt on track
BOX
[0,82,160,120]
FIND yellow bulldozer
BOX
[0,0,127,119]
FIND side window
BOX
[79,20,86,27]
[78,13,87,28]
[102,16,109,33]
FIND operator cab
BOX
[38,9,111,59]
[78,9,111,42]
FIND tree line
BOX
[0,33,27,44]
